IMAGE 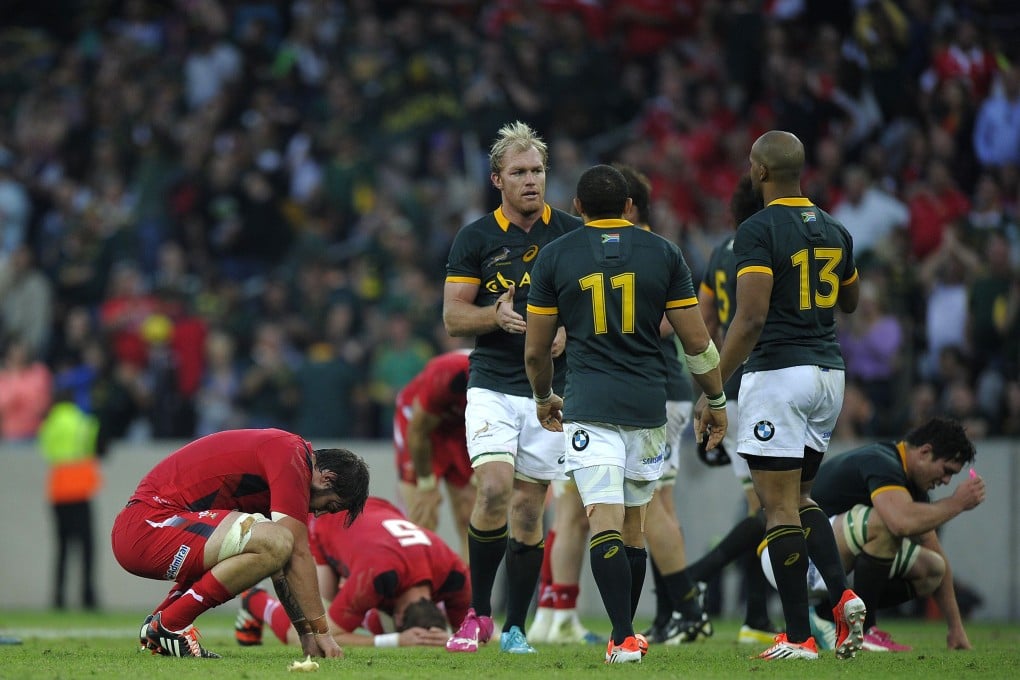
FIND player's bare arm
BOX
[915,530,972,650]
[407,400,444,529]
[837,272,860,313]
[667,305,727,449]
[717,271,772,382]
[524,309,563,431]
[276,515,343,658]
[871,474,985,538]
[443,280,523,336]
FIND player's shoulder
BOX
[456,210,500,235]
[839,441,901,469]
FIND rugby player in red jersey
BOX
[112,428,369,658]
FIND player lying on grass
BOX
[761,416,985,651]
[236,497,469,648]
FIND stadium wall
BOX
[1,438,1016,622]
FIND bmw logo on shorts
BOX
[754,420,775,441]
[572,429,590,451]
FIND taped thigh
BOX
[218,512,271,562]
[572,465,624,507]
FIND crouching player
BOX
[112,429,369,659]
[761,417,985,651]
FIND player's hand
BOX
[313,632,344,658]
[408,487,442,530]
[946,627,972,650]
[693,395,727,451]
[400,626,454,646]
[953,471,985,511]
[496,284,526,334]
[536,393,564,432]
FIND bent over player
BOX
[236,497,470,648]
[111,428,369,658]
[395,349,474,561]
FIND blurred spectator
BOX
[918,229,980,380]
[922,17,998,101]
[194,328,245,436]
[968,231,1016,417]
[852,0,912,120]
[907,159,971,260]
[839,279,904,435]
[238,321,299,430]
[972,67,1020,169]
[0,148,29,256]
[183,26,242,111]
[138,312,193,438]
[368,309,433,438]
[293,337,363,439]
[98,262,160,370]
[831,165,909,266]
[0,338,53,441]
[0,243,53,357]
[941,379,990,439]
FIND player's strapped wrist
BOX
[533,388,554,405]
[706,392,727,410]
[685,339,720,375]
[309,614,329,635]
[416,474,437,491]
[374,632,400,648]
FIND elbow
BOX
[745,313,767,336]
[883,518,910,539]
[442,310,467,337]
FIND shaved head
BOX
[748,130,805,201]
[750,130,805,183]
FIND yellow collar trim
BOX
[896,441,908,472]
[494,204,553,231]
[585,219,633,228]
[767,197,814,207]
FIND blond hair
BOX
[489,121,548,175]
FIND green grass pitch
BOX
[2,609,1019,679]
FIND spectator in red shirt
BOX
[907,159,971,260]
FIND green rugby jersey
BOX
[446,204,581,396]
[700,236,742,399]
[527,219,697,427]
[734,197,858,372]
[812,441,928,517]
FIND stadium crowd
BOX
[0,0,1018,446]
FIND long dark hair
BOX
[314,448,370,526]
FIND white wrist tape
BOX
[416,474,437,491]
[685,339,720,375]
[375,632,400,647]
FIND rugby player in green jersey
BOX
[524,164,727,663]
[694,130,864,661]
[683,175,778,645]
[761,416,984,652]
[443,121,581,655]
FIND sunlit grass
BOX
[1,609,1017,679]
